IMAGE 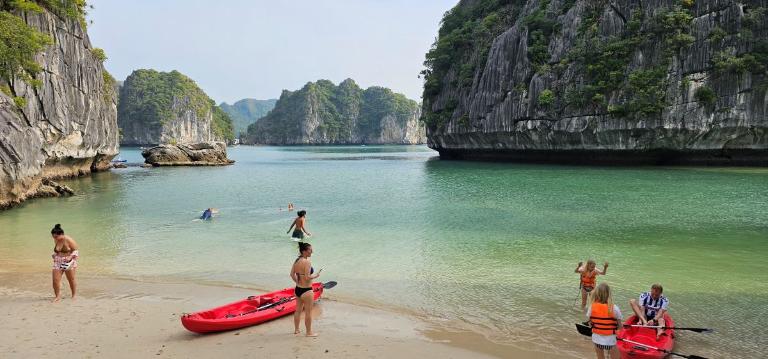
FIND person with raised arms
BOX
[576,260,609,311]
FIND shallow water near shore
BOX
[2,145,767,358]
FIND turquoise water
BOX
[1,146,767,357]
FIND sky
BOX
[88,0,457,104]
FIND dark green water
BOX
[1,146,766,357]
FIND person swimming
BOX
[200,208,218,220]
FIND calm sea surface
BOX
[2,146,766,357]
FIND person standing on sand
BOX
[50,224,79,302]
[587,283,622,359]
[290,242,322,336]
[576,260,609,311]
[287,210,311,240]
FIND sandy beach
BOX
[0,273,578,359]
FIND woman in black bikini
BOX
[50,224,79,302]
[290,242,321,336]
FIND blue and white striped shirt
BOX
[639,292,669,319]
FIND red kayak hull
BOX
[181,282,324,333]
[617,314,675,359]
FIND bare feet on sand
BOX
[306,332,318,337]
[51,297,61,303]
[294,329,300,335]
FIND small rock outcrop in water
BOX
[36,179,75,198]
[142,142,235,166]
[244,79,425,145]
[118,69,235,145]
[0,4,119,209]
[421,0,768,165]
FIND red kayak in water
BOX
[617,314,675,359]
[181,282,324,333]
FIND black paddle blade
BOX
[323,281,337,289]
[688,328,714,334]
[575,323,592,337]
[687,356,708,359]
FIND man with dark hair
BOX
[287,210,311,240]
[629,284,669,339]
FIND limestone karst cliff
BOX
[245,79,425,145]
[422,0,767,164]
[0,2,119,208]
[118,69,234,145]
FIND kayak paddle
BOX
[233,281,339,317]
[623,324,713,333]
[576,323,709,359]
[576,322,592,336]
[620,338,709,359]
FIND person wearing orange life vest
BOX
[575,260,609,311]
[587,283,622,359]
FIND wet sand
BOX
[0,273,579,358]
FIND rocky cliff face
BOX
[422,0,768,165]
[0,6,118,208]
[245,79,425,145]
[118,69,234,145]
[119,92,215,145]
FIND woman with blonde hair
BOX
[575,259,609,311]
[586,283,622,359]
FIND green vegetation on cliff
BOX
[0,8,50,85]
[119,70,209,125]
[4,0,87,22]
[564,6,683,116]
[211,104,234,142]
[119,69,234,142]
[0,1,99,108]
[119,69,234,141]
[360,86,415,137]
[422,0,765,128]
[220,98,277,136]
[245,79,418,143]
[421,0,520,101]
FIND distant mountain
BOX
[244,79,424,145]
[219,99,277,136]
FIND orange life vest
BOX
[590,302,618,335]
[581,270,596,288]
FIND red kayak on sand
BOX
[617,314,675,359]
[181,282,324,333]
